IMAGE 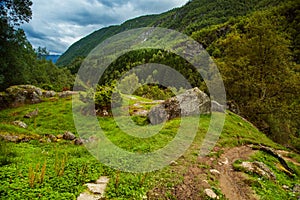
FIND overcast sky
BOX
[22,0,189,54]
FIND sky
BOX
[22,0,189,55]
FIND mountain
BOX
[56,0,286,66]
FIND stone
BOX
[86,183,107,195]
[210,169,221,176]
[211,100,226,113]
[47,134,57,142]
[59,91,78,98]
[96,176,109,184]
[74,138,84,145]
[43,90,56,98]
[218,157,229,166]
[12,121,28,129]
[148,87,211,125]
[57,134,63,139]
[204,188,218,199]
[63,131,76,140]
[0,134,20,142]
[240,161,276,180]
[293,184,300,193]
[170,161,178,166]
[282,185,289,190]
[24,108,39,118]
[77,192,103,200]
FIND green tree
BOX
[0,0,33,90]
[217,11,299,144]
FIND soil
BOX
[216,146,258,200]
[147,145,259,200]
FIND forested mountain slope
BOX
[56,0,287,66]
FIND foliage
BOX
[94,84,122,111]
[57,0,286,66]
[0,0,74,92]
[214,10,300,146]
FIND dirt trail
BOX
[217,146,258,200]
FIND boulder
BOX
[148,88,211,125]
[240,161,276,180]
[63,131,76,140]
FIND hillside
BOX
[0,94,299,199]
[56,0,287,66]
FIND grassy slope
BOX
[0,97,299,199]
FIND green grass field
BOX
[0,96,299,199]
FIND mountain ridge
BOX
[56,0,286,66]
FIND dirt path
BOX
[216,146,258,200]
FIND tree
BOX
[217,11,299,144]
[0,0,33,90]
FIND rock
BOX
[96,176,110,184]
[42,90,56,98]
[204,188,218,199]
[148,87,211,125]
[211,100,226,113]
[63,131,76,140]
[210,169,221,176]
[0,134,20,142]
[12,121,28,129]
[77,192,103,200]
[74,138,84,145]
[241,161,276,180]
[57,134,63,139]
[59,91,78,98]
[218,157,229,166]
[282,185,289,190]
[170,161,178,166]
[47,134,57,142]
[86,183,106,194]
[24,108,39,118]
[6,85,43,106]
[293,184,300,193]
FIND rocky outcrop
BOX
[148,88,217,125]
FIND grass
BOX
[0,96,298,199]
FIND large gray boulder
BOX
[148,88,211,125]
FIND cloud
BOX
[22,0,188,54]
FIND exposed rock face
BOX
[148,88,211,125]
[241,161,276,180]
